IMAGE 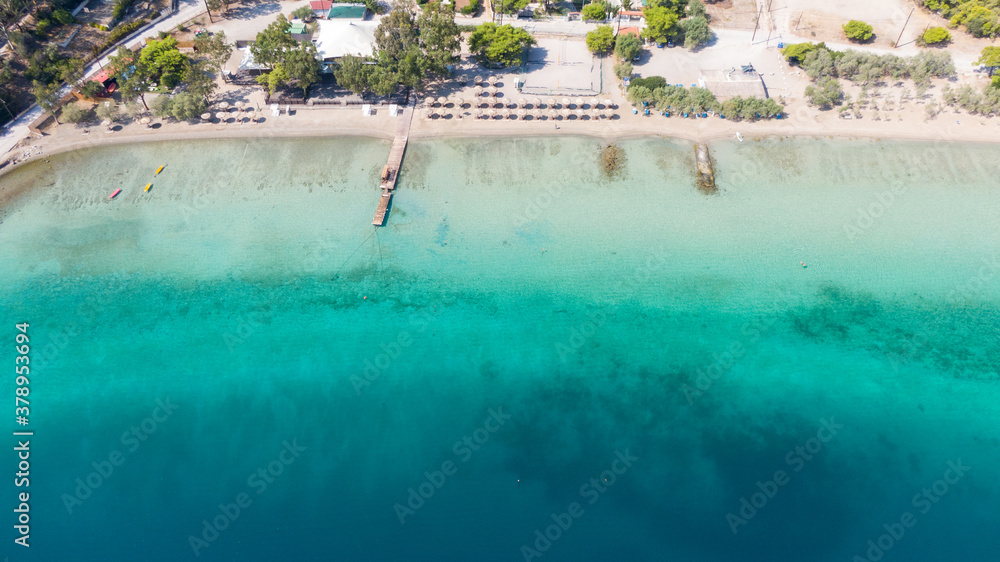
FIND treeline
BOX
[782,42,955,108]
[626,76,783,120]
[640,0,713,49]
[921,1,999,38]
[941,82,1000,115]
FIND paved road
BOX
[0,0,205,158]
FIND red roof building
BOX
[310,1,333,11]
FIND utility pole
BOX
[751,5,762,43]
[894,8,914,48]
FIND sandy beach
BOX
[3,85,998,184]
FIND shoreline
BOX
[3,107,1000,182]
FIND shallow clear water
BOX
[1,136,998,561]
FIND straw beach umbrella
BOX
[576,108,586,120]
[532,97,542,109]
[561,108,571,118]
[589,97,599,108]
[487,85,498,96]
[604,99,615,108]
[487,108,497,119]
[425,96,434,106]
[574,97,585,109]
[437,96,447,106]
[234,101,244,109]
[517,97,527,108]
[549,108,559,119]
[517,108,527,119]
[200,113,211,122]
[562,97,571,108]
[218,101,229,110]
[474,75,483,85]
[487,75,498,85]
[473,108,483,119]
[474,85,483,97]
[605,107,616,119]
[532,108,542,120]
[215,112,227,123]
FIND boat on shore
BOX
[736,132,743,142]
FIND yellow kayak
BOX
[155,165,165,175]
[144,182,152,192]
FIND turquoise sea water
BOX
[1,136,998,561]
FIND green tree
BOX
[586,25,615,54]
[183,61,219,102]
[32,79,62,124]
[375,4,419,61]
[95,100,121,122]
[978,46,1000,76]
[109,47,154,110]
[150,93,171,117]
[416,1,461,76]
[804,76,843,108]
[284,43,320,96]
[291,5,314,20]
[781,42,824,64]
[919,27,951,45]
[60,103,92,123]
[333,55,374,94]
[194,31,233,73]
[842,20,873,42]
[687,0,706,19]
[256,64,289,95]
[468,23,535,67]
[641,7,680,44]
[250,14,296,69]
[581,2,606,21]
[614,32,641,62]
[80,80,106,98]
[613,61,632,79]
[681,15,711,49]
[140,37,190,79]
[166,92,206,120]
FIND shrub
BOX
[460,0,480,15]
[61,103,93,123]
[35,19,53,37]
[681,15,712,49]
[781,42,825,64]
[843,20,873,42]
[291,6,314,20]
[805,76,843,108]
[80,80,106,98]
[920,26,951,45]
[629,75,666,90]
[614,33,641,62]
[53,9,75,24]
[91,18,148,57]
[613,61,632,80]
[581,2,606,21]
[586,25,615,54]
[160,72,180,89]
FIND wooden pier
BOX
[372,98,416,226]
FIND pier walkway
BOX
[372,98,416,226]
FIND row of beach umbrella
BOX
[422,106,617,120]
[427,94,615,110]
[424,94,614,110]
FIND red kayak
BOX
[109,188,122,199]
